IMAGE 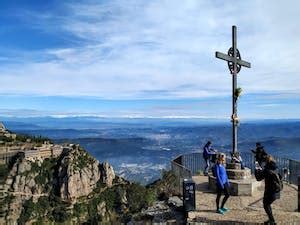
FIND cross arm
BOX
[215,51,251,68]
[238,59,251,68]
[215,51,232,61]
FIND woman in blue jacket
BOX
[215,154,230,214]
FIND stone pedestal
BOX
[208,162,262,196]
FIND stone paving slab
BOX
[189,176,300,224]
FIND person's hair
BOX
[217,154,226,164]
[266,155,274,163]
[256,142,261,147]
[207,141,211,145]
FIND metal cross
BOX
[215,25,251,155]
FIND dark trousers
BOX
[216,183,230,210]
[263,195,277,223]
[204,158,210,175]
[240,161,245,169]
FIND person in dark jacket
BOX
[203,141,216,175]
[255,155,280,224]
[214,154,230,214]
[251,142,268,166]
[231,152,245,169]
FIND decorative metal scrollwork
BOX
[227,47,241,74]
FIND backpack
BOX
[270,171,283,192]
[212,164,217,177]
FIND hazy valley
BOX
[3,117,300,184]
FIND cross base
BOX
[208,162,262,196]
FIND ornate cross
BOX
[215,25,251,155]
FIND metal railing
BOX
[241,152,296,184]
[171,151,300,186]
[171,155,192,195]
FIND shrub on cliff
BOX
[0,135,14,143]
[126,183,156,213]
[31,159,56,192]
[72,146,97,171]
[18,198,35,224]
[35,196,51,216]
[147,170,178,200]
[0,164,9,179]
[16,134,51,144]
[73,202,86,219]
[52,205,70,223]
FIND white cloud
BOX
[0,0,299,99]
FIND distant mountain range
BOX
[2,117,300,184]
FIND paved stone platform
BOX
[209,175,262,196]
[189,175,300,224]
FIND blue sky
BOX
[0,0,299,119]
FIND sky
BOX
[0,0,299,119]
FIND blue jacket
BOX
[203,144,214,159]
[215,163,229,189]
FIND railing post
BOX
[298,176,300,212]
[289,159,292,184]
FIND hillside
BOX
[0,128,183,224]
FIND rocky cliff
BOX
[0,134,181,224]
[56,147,115,200]
[2,145,118,223]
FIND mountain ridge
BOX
[0,126,182,224]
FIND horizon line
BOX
[0,115,300,121]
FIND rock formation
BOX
[57,147,114,200]
[0,130,180,224]
[100,161,115,188]
[2,145,116,222]
[4,157,44,221]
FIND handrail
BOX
[171,151,300,186]
[171,155,192,195]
